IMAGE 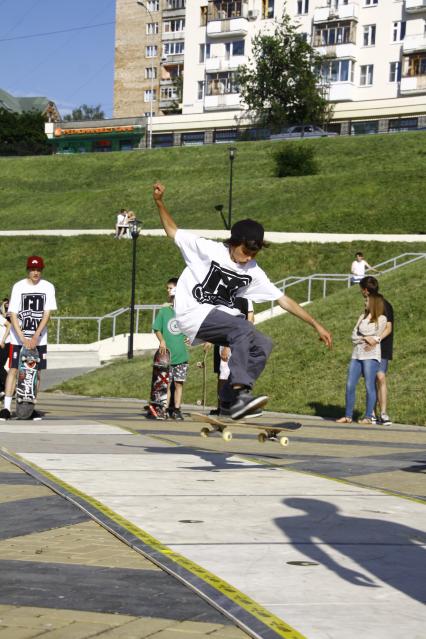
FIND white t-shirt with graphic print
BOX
[9,278,57,346]
[174,229,282,343]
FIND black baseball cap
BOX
[230,219,265,249]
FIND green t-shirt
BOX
[152,306,188,365]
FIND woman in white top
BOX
[337,293,387,425]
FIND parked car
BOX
[270,125,338,140]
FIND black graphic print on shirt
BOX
[19,293,46,337]
[192,261,252,307]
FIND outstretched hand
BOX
[153,182,165,202]
[317,325,333,349]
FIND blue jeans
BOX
[345,358,379,419]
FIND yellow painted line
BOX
[0,447,307,639]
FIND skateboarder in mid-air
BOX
[153,183,332,420]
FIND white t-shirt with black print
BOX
[9,278,57,346]
[174,230,282,343]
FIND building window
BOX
[225,40,245,57]
[392,21,406,42]
[262,0,275,18]
[200,6,208,26]
[314,21,353,46]
[146,22,159,35]
[363,25,376,46]
[198,81,205,100]
[364,0,378,5]
[181,132,205,146]
[199,43,211,62]
[163,41,184,56]
[144,89,157,102]
[206,72,239,95]
[296,0,309,15]
[319,59,353,82]
[145,67,157,79]
[160,86,178,100]
[164,0,185,8]
[389,62,400,83]
[351,120,378,135]
[146,1,159,11]
[360,64,374,86]
[405,54,426,77]
[146,45,158,57]
[388,117,418,132]
[163,19,185,33]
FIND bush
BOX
[274,144,317,177]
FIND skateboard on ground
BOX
[190,412,302,446]
[145,348,171,420]
[15,347,40,420]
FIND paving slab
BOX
[1,414,424,639]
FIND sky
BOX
[0,0,118,117]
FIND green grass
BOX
[53,260,426,426]
[0,236,424,342]
[1,132,426,232]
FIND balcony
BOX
[314,42,357,59]
[162,0,186,17]
[204,93,242,110]
[400,75,426,93]
[207,17,249,38]
[405,0,426,13]
[403,34,426,53]
[327,83,355,102]
[313,3,358,23]
[205,55,247,72]
[161,30,185,41]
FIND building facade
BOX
[114,1,426,141]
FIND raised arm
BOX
[153,182,178,239]
[277,295,333,349]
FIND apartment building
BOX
[114,1,426,140]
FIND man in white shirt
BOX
[351,252,374,285]
[153,182,332,419]
[0,255,57,421]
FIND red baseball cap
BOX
[26,256,45,270]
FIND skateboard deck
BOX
[15,347,40,420]
[190,412,302,446]
[145,348,171,419]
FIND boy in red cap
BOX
[0,256,57,421]
[153,183,332,419]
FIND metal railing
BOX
[51,304,164,344]
[50,252,425,342]
[267,252,426,317]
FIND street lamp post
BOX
[128,218,142,359]
[136,0,154,149]
[227,146,237,230]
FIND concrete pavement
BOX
[0,394,425,639]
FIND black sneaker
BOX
[230,390,268,420]
[30,410,42,421]
[0,408,11,421]
[173,408,184,421]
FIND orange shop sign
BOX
[54,126,137,136]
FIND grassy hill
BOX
[1,131,426,233]
[53,260,426,426]
[0,236,424,343]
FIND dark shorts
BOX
[377,358,389,375]
[170,362,188,383]
[9,344,47,370]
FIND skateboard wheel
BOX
[222,429,232,442]
[279,436,289,447]
[200,427,210,438]
[257,433,267,444]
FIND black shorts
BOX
[9,344,47,370]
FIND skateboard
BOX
[190,412,302,446]
[15,347,40,420]
[145,348,171,419]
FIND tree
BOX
[0,108,51,156]
[63,104,105,122]
[236,12,331,131]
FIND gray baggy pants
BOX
[196,308,273,400]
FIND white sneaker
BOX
[380,414,392,426]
